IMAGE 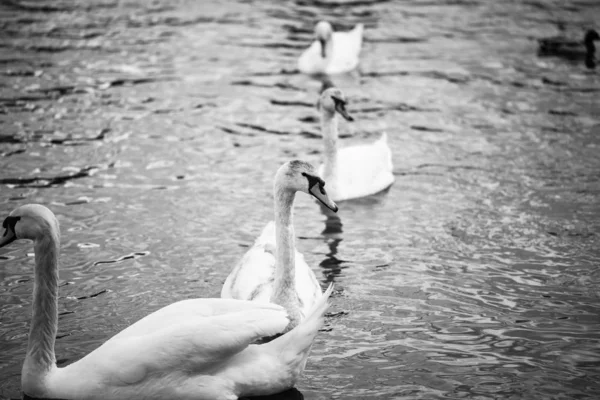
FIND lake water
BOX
[1,0,599,399]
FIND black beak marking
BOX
[319,38,327,58]
[2,216,20,237]
[302,172,325,193]
[331,96,345,106]
[303,173,337,212]
[332,96,354,122]
[1,216,20,247]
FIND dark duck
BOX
[537,29,600,69]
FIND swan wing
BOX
[68,301,289,387]
[224,246,320,315]
[221,222,277,301]
[293,252,322,316]
[339,23,363,56]
[298,40,327,74]
[326,24,363,74]
[298,24,363,74]
[221,222,322,315]
[109,297,283,341]
[334,133,394,200]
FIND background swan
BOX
[298,21,363,75]
[1,204,332,400]
[537,29,599,68]
[317,87,395,201]
[222,160,337,331]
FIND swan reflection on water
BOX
[318,207,346,285]
[320,205,343,236]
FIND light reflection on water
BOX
[1,0,600,399]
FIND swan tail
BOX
[353,23,364,50]
[265,283,333,371]
[378,132,394,172]
[379,132,388,144]
[353,23,364,36]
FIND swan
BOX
[317,87,394,201]
[0,204,333,400]
[298,21,363,75]
[222,160,338,332]
[537,29,599,68]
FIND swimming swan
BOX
[298,21,363,75]
[317,87,394,201]
[0,204,333,400]
[537,29,599,68]
[222,160,338,332]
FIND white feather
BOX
[318,88,395,201]
[221,221,322,317]
[319,132,394,201]
[48,302,290,400]
[222,162,335,322]
[4,204,327,400]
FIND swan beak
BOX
[334,101,354,122]
[0,226,17,248]
[319,38,327,58]
[309,184,338,212]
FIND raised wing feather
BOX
[71,302,289,387]
[109,297,285,341]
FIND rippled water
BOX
[1,0,599,399]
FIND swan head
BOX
[319,87,354,121]
[275,160,338,212]
[315,21,333,58]
[0,204,59,248]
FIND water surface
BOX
[1,0,599,399]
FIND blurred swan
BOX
[537,29,599,68]
[298,21,363,75]
[1,204,332,400]
[222,160,337,332]
[317,87,394,201]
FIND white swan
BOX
[298,21,363,75]
[317,87,394,201]
[0,204,333,400]
[222,160,337,331]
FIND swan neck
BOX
[585,52,596,68]
[26,232,59,373]
[321,110,339,178]
[585,39,595,55]
[272,185,301,327]
[584,36,596,49]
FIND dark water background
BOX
[1,0,599,399]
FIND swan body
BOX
[537,29,599,68]
[298,21,363,75]
[221,221,321,318]
[222,160,338,331]
[317,88,394,201]
[0,204,333,400]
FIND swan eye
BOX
[2,216,20,237]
